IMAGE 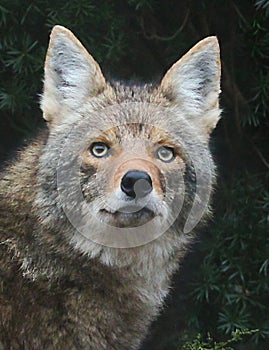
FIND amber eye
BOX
[90,142,110,158]
[156,146,175,163]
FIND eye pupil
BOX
[90,142,109,158]
[160,149,169,157]
[95,145,105,153]
[157,146,175,162]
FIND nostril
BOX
[121,171,153,198]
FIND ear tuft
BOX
[161,36,221,134]
[41,25,106,123]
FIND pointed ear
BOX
[161,37,221,135]
[41,25,107,123]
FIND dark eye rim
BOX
[90,142,110,158]
[156,146,175,163]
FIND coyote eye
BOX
[156,146,175,163]
[90,142,110,158]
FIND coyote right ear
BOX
[41,26,107,123]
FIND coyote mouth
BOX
[100,206,155,227]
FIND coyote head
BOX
[38,26,221,261]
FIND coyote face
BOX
[39,25,221,253]
[82,123,173,228]
[80,120,187,229]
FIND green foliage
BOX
[255,0,269,16]
[241,13,269,127]
[185,175,269,349]
[182,330,258,350]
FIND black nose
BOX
[121,171,153,198]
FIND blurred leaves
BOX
[255,0,269,15]
[188,175,269,348]
[181,330,258,350]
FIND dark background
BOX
[0,1,268,349]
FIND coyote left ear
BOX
[161,37,221,135]
[41,25,107,123]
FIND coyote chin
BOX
[0,26,221,349]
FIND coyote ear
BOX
[161,37,221,135]
[41,25,107,123]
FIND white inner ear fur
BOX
[41,26,106,123]
[161,37,221,135]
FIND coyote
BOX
[0,26,221,349]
